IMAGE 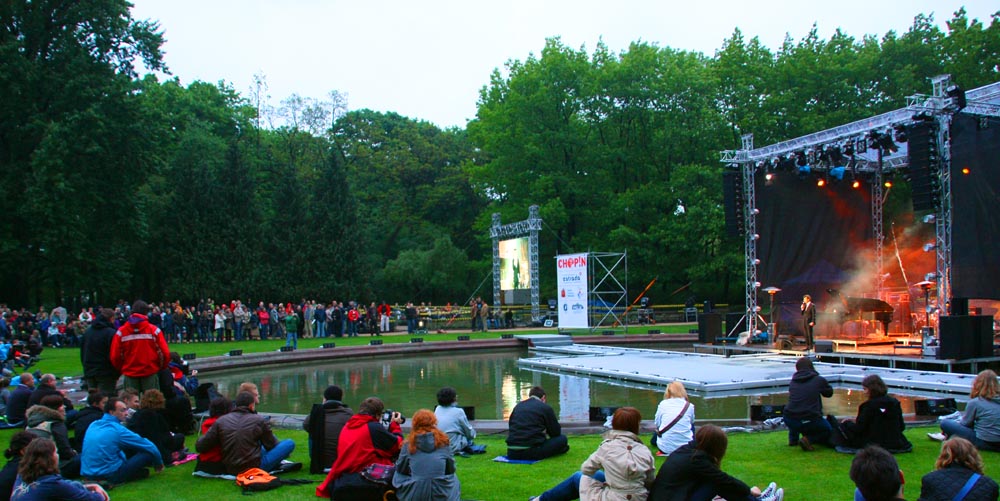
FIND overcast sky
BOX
[128,1,996,129]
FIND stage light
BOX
[765,173,774,181]
[752,233,760,240]
[925,272,938,281]
[852,180,861,189]
[816,178,826,187]
[829,166,846,181]
[753,258,761,265]
[884,180,893,188]
[962,167,970,175]
[923,242,936,252]
[893,125,908,143]
[922,214,936,224]
[946,84,967,111]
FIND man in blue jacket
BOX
[81,397,163,484]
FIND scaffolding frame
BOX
[588,251,628,333]
[491,205,543,322]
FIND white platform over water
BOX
[518,343,977,398]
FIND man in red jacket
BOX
[110,300,170,392]
[316,397,403,499]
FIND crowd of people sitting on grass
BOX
[0,298,520,350]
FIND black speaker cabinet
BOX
[725,312,747,337]
[698,313,722,343]
[938,315,993,359]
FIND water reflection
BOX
[207,348,962,421]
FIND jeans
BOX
[940,418,1000,451]
[347,320,357,337]
[106,450,159,485]
[785,415,832,446]
[314,320,325,338]
[380,315,390,332]
[260,439,295,472]
[216,327,224,342]
[259,323,268,340]
[235,321,244,341]
[286,330,297,349]
[540,470,606,501]
[407,318,416,334]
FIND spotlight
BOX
[912,111,934,122]
[946,84,967,110]
[852,180,861,189]
[922,214,936,224]
[884,180,893,188]
[765,172,774,181]
[925,272,938,281]
[893,125,908,143]
[795,151,808,167]
[962,167,970,175]
[843,142,855,156]
[816,178,826,187]
[923,242,936,252]
[829,166,846,181]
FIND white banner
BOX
[556,253,588,328]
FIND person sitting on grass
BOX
[849,445,905,501]
[304,385,353,474]
[919,437,999,500]
[930,369,1000,451]
[193,396,231,477]
[834,375,912,454]
[530,407,655,501]
[316,397,403,500]
[10,438,109,501]
[650,424,783,501]
[0,432,35,501]
[127,389,186,464]
[24,395,79,478]
[433,387,477,456]
[72,390,107,452]
[80,397,163,485]
[652,381,696,455]
[506,386,569,461]
[195,391,296,475]
[392,409,460,501]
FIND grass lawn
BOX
[0,425,993,500]
[15,326,999,499]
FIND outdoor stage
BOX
[517,340,997,398]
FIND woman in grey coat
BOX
[393,409,460,501]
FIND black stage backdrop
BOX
[756,172,872,333]
[950,115,1000,300]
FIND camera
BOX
[381,409,406,426]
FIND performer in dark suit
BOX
[801,295,816,351]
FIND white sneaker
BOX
[760,482,777,498]
[927,432,946,441]
[774,487,784,501]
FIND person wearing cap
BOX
[109,300,170,393]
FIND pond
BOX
[205,347,960,422]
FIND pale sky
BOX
[128,0,997,129]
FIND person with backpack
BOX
[195,391,296,475]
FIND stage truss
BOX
[491,205,542,322]
[588,251,628,333]
[721,76,1000,339]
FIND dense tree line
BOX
[1,1,997,309]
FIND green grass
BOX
[0,425,995,500]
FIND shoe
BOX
[774,487,784,501]
[761,482,777,498]
[799,436,814,452]
[927,432,946,441]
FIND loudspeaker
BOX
[750,404,784,421]
[722,170,744,237]
[951,297,969,316]
[410,337,423,343]
[698,313,722,343]
[182,353,196,361]
[228,349,243,357]
[726,312,747,337]
[369,339,383,346]
[279,346,294,352]
[908,123,940,211]
[457,335,470,341]
[915,398,958,416]
[602,330,615,336]
[322,342,336,349]
[500,333,514,339]
[939,315,993,359]
[461,406,476,421]
[589,406,619,422]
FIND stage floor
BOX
[518,342,984,398]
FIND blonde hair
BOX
[970,370,998,400]
[936,437,984,474]
[665,381,688,401]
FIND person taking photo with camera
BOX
[316,396,404,500]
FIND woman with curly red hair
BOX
[392,409,460,500]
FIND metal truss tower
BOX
[490,205,543,322]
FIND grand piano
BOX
[825,289,895,336]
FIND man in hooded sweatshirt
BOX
[80,308,120,395]
[110,300,170,393]
[783,356,833,451]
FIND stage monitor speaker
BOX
[750,404,784,422]
[915,398,958,416]
[951,297,969,316]
[726,312,747,337]
[938,315,993,359]
[698,313,721,343]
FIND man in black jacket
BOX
[303,385,354,473]
[506,386,568,460]
[80,308,120,395]
[784,357,833,451]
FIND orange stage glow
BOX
[817,178,826,187]
[962,167,971,175]
[852,180,861,189]
[884,181,893,188]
